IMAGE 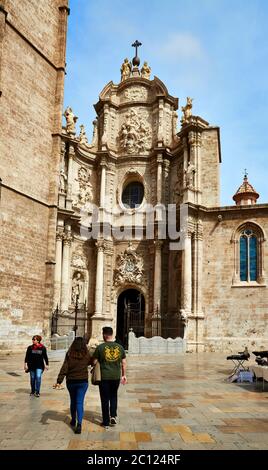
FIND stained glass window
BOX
[240,229,257,281]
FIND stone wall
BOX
[0,188,49,348]
[200,129,220,207]
[202,207,268,352]
[0,0,69,349]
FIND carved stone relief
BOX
[71,246,88,269]
[119,108,152,154]
[114,244,146,287]
[123,86,148,102]
[73,167,93,207]
[164,108,172,146]
[173,161,184,203]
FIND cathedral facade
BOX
[1,1,268,352]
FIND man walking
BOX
[93,326,127,428]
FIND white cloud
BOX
[156,32,204,60]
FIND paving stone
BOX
[1,352,268,450]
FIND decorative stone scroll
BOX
[114,244,145,286]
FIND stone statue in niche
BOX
[181,97,193,125]
[184,161,196,189]
[141,61,151,79]
[63,106,78,135]
[120,58,132,81]
[59,168,67,193]
[71,272,84,305]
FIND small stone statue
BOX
[120,58,132,81]
[59,168,67,193]
[141,61,151,79]
[78,124,88,145]
[71,272,83,305]
[184,161,196,188]
[181,97,193,124]
[63,106,78,135]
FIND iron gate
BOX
[51,300,88,338]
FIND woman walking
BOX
[24,335,49,397]
[55,337,91,434]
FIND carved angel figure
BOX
[181,97,193,124]
[63,107,78,134]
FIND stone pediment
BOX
[96,76,178,110]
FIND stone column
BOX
[163,159,170,206]
[180,233,192,326]
[194,221,204,351]
[101,104,109,150]
[53,230,63,308]
[58,141,66,208]
[152,240,163,336]
[196,221,203,315]
[100,160,106,207]
[156,154,163,204]
[61,229,72,311]
[66,144,74,210]
[94,240,105,316]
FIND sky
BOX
[64,0,268,206]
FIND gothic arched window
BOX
[240,229,257,281]
[232,222,266,286]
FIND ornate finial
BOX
[132,40,142,66]
[233,172,259,206]
[78,124,88,145]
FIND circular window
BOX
[122,182,144,209]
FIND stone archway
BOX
[116,289,145,349]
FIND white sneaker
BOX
[110,417,117,426]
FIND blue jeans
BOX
[99,380,120,426]
[66,382,88,425]
[30,369,43,394]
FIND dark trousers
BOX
[99,379,120,426]
[66,381,88,425]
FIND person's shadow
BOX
[40,409,70,425]
[40,409,102,427]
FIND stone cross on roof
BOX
[132,40,142,66]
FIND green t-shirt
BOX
[93,341,126,380]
